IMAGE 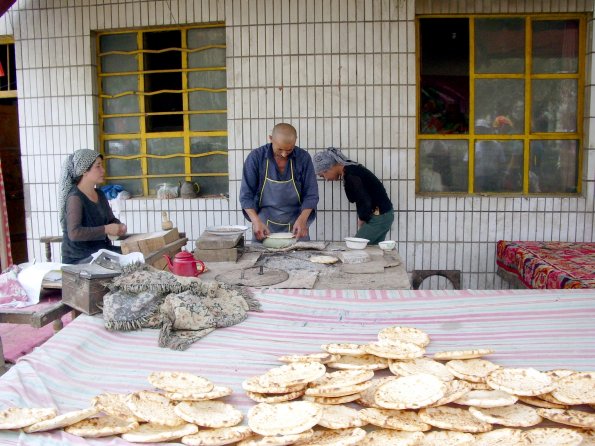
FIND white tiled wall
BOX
[1,0,594,289]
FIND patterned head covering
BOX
[312,147,358,175]
[58,149,101,227]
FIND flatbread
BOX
[91,392,141,421]
[356,376,399,408]
[0,407,58,430]
[64,415,139,437]
[390,357,454,382]
[23,407,99,433]
[537,392,573,406]
[247,401,322,436]
[445,359,501,383]
[165,385,233,401]
[305,379,373,397]
[420,406,493,433]
[181,425,253,446]
[550,372,595,405]
[468,403,543,427]
[359,429,424,446]
[429,379,472,406]
[246,389,305,403]
[364,341,425,360]
[433,349,494,360]
[174,401,243,428]
[308,369,374,393]
[359,407,431,431]
[474,428,526,446]
[259,362,327,388]
[148,371,214,393]
[310,255,339,264]
[278,353,338,364]
[317,405,365,429]
[536,408,595,429]
[242,375,307,394]
[378,326,431,347]
[237,429,314,446]
[121,422,199,443]
[486,368,556,396]
[326,354,389,371]
[422,430,475,445]
[125,390,185,427]
[321,343,368,356]
[516,395,569,409]
[374,373,446,410]
[302,393,362,405]
[521,427,583,446]
[454,389,518,408]
[294,427,366,446]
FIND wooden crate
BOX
[120,228,180,255]
[61,264,120,315]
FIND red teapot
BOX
[164,250,205,277]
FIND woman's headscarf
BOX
[58,149,101,227]
[312,147,358,175]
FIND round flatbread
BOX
[537,392,572,406]
[302,393,362,405]
[419,406,493,433]
[121,422,199,443]
[486,368,556,396]
[521,427,583,446]
[359,429,424,446]
[321,343,367,356]
[390,357,454,382]
[181,425,253,446]
[474,428,526,446]
[295,427,366,446]
[433,349,494,360]
[468,403,542,427]
[536,408,595,429]
[64,416,139,438]
[550,372,595,405]
[326,354,389,371]
[148,371,214,393]
[237,429,314,446]
[429,379,472,407]
[454,390,518,408]
[446,359,501,383]
[242,376,307,394]
[23,407,100,433]
[308,369,374,393]
[165,385,233,401]
[364,341,425,360]
[378,326,431,347]
[317,405,365,429]
[246,389,305,403]
[248,402,322,436]
[125,391,185,427]
[375,373,445,410]
[259,362,327,388]
[174,401,243,428]
[278,353,338,364]
[91,392,140,421]
[310,255,339,264]
[305,379,373,397]
[422,430,475,445]
[356,376,399,408]
[0,407,58,430]
[516,395,569,409]
[359,407,431,431]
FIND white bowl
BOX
[378,240,396,251]
[344,237,370,250]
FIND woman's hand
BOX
[105,223,126,236]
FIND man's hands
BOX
[251,218,270,241]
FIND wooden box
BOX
[120,228,180,255]
[61,264,120,315]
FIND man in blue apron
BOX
[240,123,319,240]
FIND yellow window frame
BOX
[96,23,228,196]
[416,13,587,196]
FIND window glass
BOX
[190,113,227,131]
[532,20,579,74]
[106,158,142,177]
[0,43,17,91]
[148,157,184,175]
[530,140,578,193]
[103,95,139,115]
[475,140,523,193]
[475,79,524,134]
[419,140,468,192]
[104,139,141,156]
[103,117,140,134]
[189,48,226,68]
[101,54,138,73]
[100,33,137,52]
[190,136,228,153]
[102,75,138,96]
[475,18,525,74]
[147,138,184,155]
[531,79,577,133]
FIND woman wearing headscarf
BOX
[59,149,127,264]
[313,147,394,245]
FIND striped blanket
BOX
[0,288,594,445]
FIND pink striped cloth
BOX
[0,288,594,445]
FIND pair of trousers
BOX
[355,210,394,245]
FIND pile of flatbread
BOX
[1,325,595,445]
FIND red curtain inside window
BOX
[0,0,17,18]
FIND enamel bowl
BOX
[378,240,396,251]
[344,237,370,250]
[263,233,295,249]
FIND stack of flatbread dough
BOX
[1,325,595,445]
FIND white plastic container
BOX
[378,240,396,251]
[344,237,369,250]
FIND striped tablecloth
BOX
[0,288,594,445]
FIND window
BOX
[417,15,585,195]
[0,38,17,97]
[97,24,228,197]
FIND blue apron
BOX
[258,158,302,233]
